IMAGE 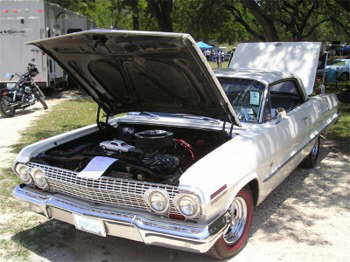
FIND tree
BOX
[46,0,350,42]
[195,0,350,41]
[146,0,174,32]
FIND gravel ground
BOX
[0,102,349,262]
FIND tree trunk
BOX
[147,0,173,32]
[132,4,140,30]
[240,0,279,41]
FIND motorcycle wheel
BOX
[0,96,16,117]
[38,96,48,110]
[33,87,48,110]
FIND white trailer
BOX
[0,0,94,88]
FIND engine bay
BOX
[31,123,229,185]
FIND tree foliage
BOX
[46,0,350,42]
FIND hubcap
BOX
[223,196,248,245]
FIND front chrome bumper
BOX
[12,185,228,253]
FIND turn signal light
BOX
[168,213,185,221]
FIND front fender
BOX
[179,135,261,221]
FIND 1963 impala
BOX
[12,31,339,259]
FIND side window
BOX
[263,80,303,122]
[269,80,303,117]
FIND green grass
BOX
[10,98,97,155]
[0,167,22,213]
[327,104,350,154]
[208,61,229,70]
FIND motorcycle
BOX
[0,63,48,117]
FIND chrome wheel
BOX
[223,196,248,245]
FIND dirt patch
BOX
[0,99,62,167]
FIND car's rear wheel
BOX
[207,187,254,260]
[300,137,320,169]
[338,72,349,81]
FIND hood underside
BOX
[229,42,322,95]
[29,30,239,125]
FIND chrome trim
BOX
[27,162,184,217]
[144,189,170,215]
[174,193,201,219]
[263,136,317,183]
[12,185,228,253]
[263,112,340,183]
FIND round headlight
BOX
[145,190,169,214]
[15,164,32,184]
[31,167,48,190]
[175,194,200,218]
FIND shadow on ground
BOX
[0,107,43,119]
[10,142,350,261]
[250,141,350,245]
[12,220,212,262]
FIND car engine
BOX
[30,123,227,185]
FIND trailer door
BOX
[0,6,45,84]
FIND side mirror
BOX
[276,107,287,123]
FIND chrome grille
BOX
[27,162,181,215]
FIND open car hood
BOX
[229,42,322,95]
[29,30,239,126]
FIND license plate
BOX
[74,214,106,237]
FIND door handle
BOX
[303,116,310,125]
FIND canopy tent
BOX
[197,41,213,49]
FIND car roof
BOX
[214,68,295,86]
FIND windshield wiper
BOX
[128,112,159,119]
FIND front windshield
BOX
[218,77,265,123]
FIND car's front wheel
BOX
[207,187,254,260]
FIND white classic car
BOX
[12,31,339,259]
[99,139,136,152]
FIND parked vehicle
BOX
[0,63,47,117]
[12,31,339,260]
[0,0,94,89]
[325,59,350,83]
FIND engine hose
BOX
[174,139,195,161]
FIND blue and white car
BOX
[325,59,350,83]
